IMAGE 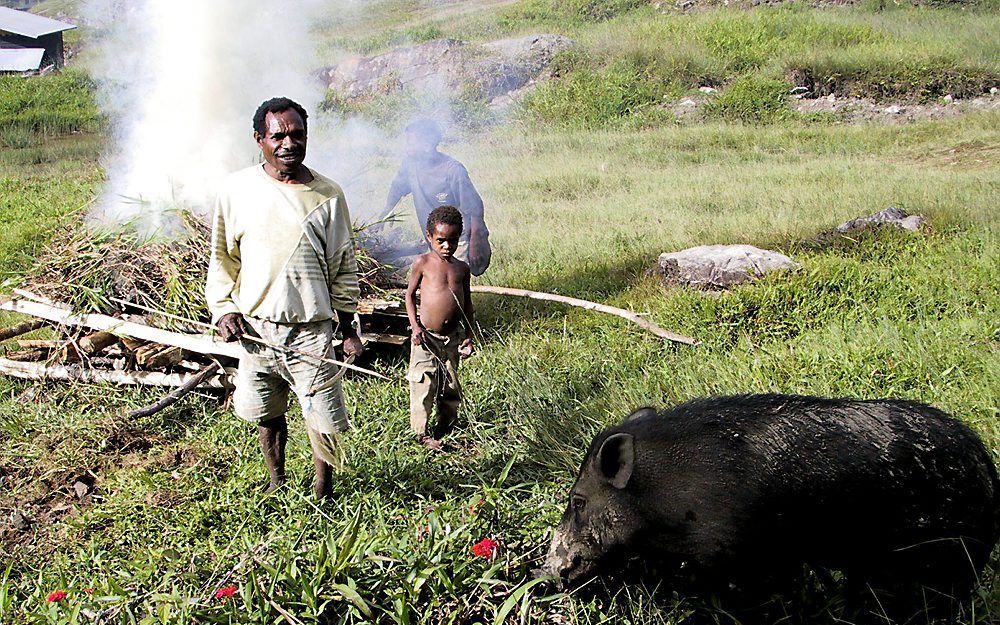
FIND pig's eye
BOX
[571,496,587,513]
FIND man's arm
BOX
[405,257,425,345]
[327,190,364,357]
[453,163,491,276]
[378,163,411,222]
[205,196,245,341]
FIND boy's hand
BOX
[411,328,425,346]
[459,337,473,358]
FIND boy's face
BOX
[427,222,462,260]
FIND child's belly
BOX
[418,287,464,334]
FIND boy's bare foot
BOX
[418,435,444,451]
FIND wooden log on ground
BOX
[0,298,246,359]
[4,348,48,362]
[469,285,700,346]
[15,340,62,349]
[79,331,119,355]
[127,362,222,419]
[0,357,233,388]
[121,336,148,352]
[0,319,47,342]
[136,344,184,369]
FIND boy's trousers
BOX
[407,326,465,438]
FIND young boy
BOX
[405,205,475,450]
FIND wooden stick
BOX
[128,362,222,419]
[79,330,119,355]
[470,285,700,346]
[0,357,232,388]
[108,297,389,380]
[0,319,47,342]
[0,298,245,358]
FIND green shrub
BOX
[705,75,794,124]
[518,62,669,128]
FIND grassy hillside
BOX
[1,1,998,623]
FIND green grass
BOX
[2,104,998,622]
[1,3,999,623]
[0,70,100,139]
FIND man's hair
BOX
[253,97,308,135]
[405,118,442,146]
[427,205,463,234]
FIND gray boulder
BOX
[657,244,800,288]
[834,206,925,234]
[322,34,574,104]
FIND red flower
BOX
[213,585,237,600]
[83,587,95,595]
[469,499,485,514]
[471,537,498,559]
[46,590,67,603]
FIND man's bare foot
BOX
[262,477,286,495]
[418,435,444,451]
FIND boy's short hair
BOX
[427,205,463,234]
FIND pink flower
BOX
[213,585,237,600]
[46,590,67,603]
[471,537,498,559]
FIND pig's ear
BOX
[596,433,635,489]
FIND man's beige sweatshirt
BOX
[206,164,360,325]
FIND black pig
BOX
[540,395,999,619]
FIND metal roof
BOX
[0,7,75,39]
[0,47,44,71]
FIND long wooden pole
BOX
[0,357,232,388]
[469,285,700,346]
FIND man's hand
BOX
[342,335,364,359]
[468,231,492,277]
[459,336,473,358]
[411,327,425,346]
[217,313,246,342]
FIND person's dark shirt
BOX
[387,154,488,241]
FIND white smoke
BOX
[83,0,329,233]
[83,0,469,235]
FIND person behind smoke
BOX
[380,119,492,276]
[206,96,363,500]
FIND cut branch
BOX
[0,319,47,342]
[0,357,232,388]
[470,285,700,346]
[0,298,245,358]
[128,362,222,419]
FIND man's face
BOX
[405,130,437,159]
[256,109,307,174]
[427,222,461,260]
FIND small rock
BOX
[943,94,953,103]
[11,510,29,531]
[834,206,925,234]
[884,105,903,114]
[826,93,836,102]
[698,86,717,94]
[991,87,998,95]
[678,97,697,107]
[657,245,800,289]
[73,480,90,499]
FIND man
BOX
[380,119,492,276]
[206,97,363,500]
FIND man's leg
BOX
[258,414,288,493]
[312,448,332,499]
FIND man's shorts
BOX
[234,317,348,435]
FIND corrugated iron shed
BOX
[0,6,75,39]
[0,46,44,71]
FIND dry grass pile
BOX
[26,215,404,330]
